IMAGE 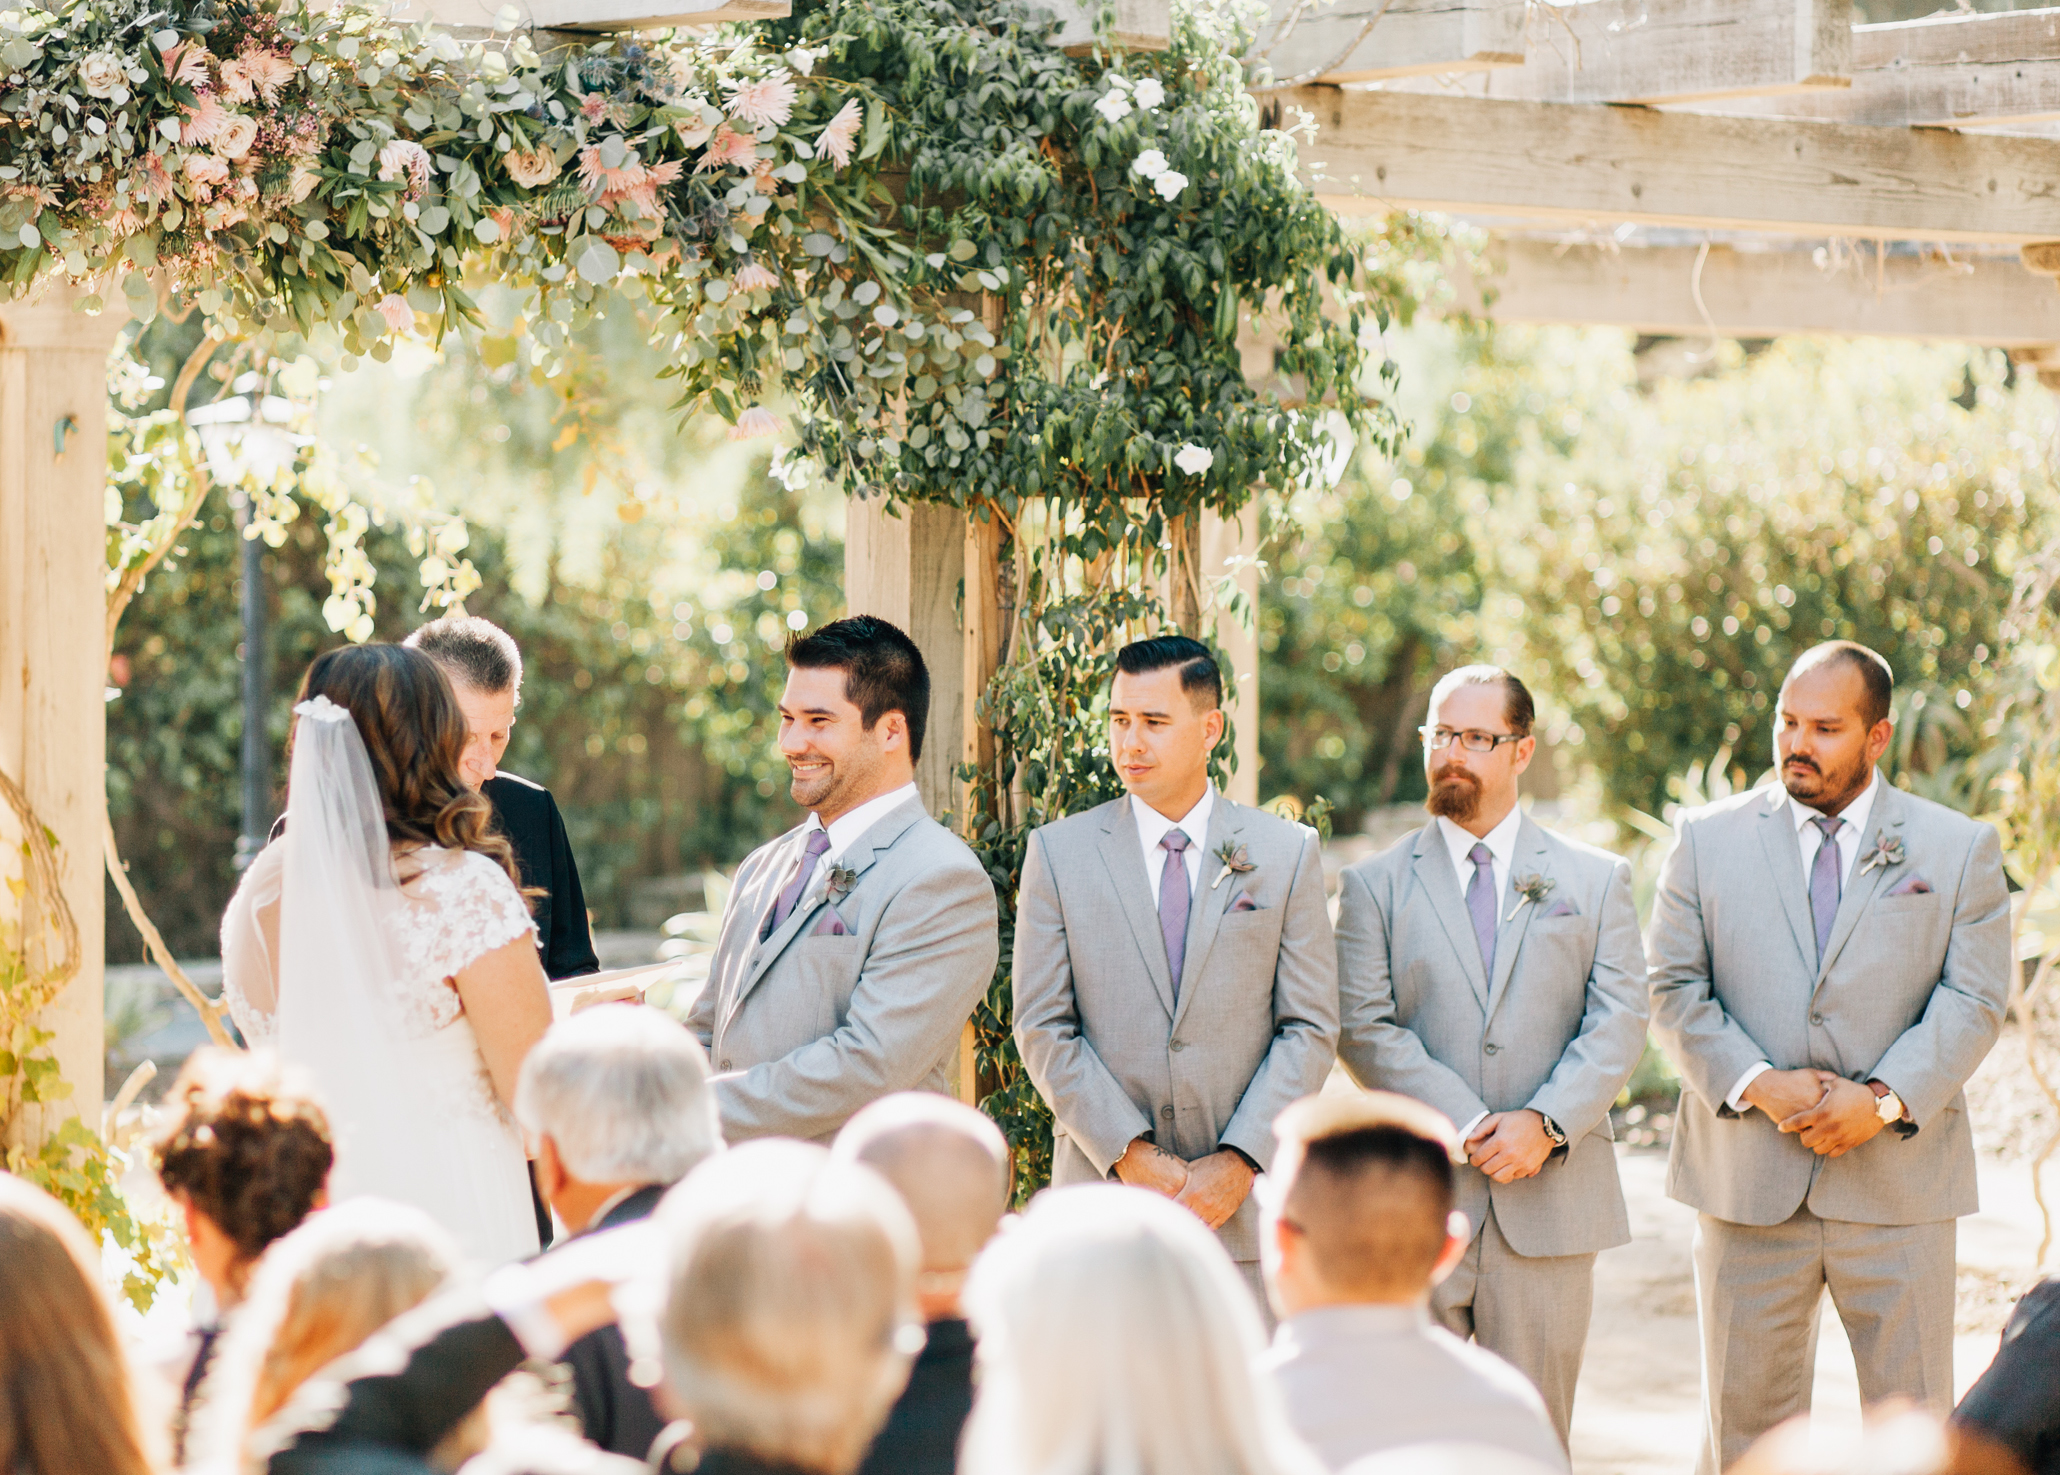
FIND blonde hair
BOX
[960,1184,1325,1475]
[189,1199,459,1472]
[656,1140,922,1475]
[0,1174,162,1475]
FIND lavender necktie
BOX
[1159,830,1192,995]
[764,829,832,940]
[1809,814,1843,965]
[1466,842,1498,979]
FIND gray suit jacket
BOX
[1335,815,1649,1258]
[1646,776,2010,1227]
[1012,792,1340,1262]
[686,796,999,1142]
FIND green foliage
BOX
[6,1115,183,1313]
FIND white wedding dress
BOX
[219,699,541,1267]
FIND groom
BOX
[686,616,999,1142]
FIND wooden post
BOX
[1202,505,1262,805]
[0,288,123,1143]
[1166,511,1203,636]
[957,505,1005,1105]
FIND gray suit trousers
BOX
[1690,1208,1956,1475]
[1432,1205,1595,1450]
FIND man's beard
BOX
[1426,764,1481,823]
[789,758,840,811]
[1781,751,1868,811]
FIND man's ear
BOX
[535,1135,568,1199]
[1203,704,1226,750]
[878,709,909,754]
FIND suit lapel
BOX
[1096,797,1178,1019]
[1815,779,1907,985]
[1484,815,1550,1021]
[1755,787,1817,974]
[1411,824,1490,1009]
[1170,796,1245,1035]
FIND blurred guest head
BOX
[1776,641,1895,817]
[514,1004,721,1236]
[0,1173,161,1475]
[192,1199,459,1471]
[1343,1445,1565,1475]
[404,615,524,789]
[960,1182,1324,1475]
[833,1092,1011,1321]
[654,1139,922,1474]
[153,1048,333,1308]
[1729,1402,1946,1475]
[1421,666,1534,831]
[780,616,929,823]
[1265,1093,1469,1319]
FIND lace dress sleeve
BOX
[406,850,540,985]
[219,842,285,1046]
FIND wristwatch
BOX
[1867,1080,1905,1124]
[1537,1113,1568,1149]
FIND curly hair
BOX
[154,1050,334,1271]
[290,643,521,887]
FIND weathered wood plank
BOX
[1258,0,1525,85]
[1046,0,1171,53]
[1482,0,1850,105]
[399,0,786,31]
[843,497,964,817]
[1288,86,2060,244]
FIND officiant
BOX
[406,616,599,983]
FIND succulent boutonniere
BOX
[1507,873,1555,923]
[1858,833,1905,877]
[826,864,859,901]
[1211,842,1255,891]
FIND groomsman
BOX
[1334,665,1647,1444]
[1647,641,2009,1475]
[1013,635,1340,1292]
[686,616,999,1142]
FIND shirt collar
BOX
[1436,803,1523,873]
[1275,1301,1432,1351]
[1788,769,1880,841]
[808,781,923,861]
[1134,784,1215,854]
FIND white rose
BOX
[214,113,258,160]
[1131,148,1168,181]
[1092,89,1132,124]
[1155,169,1189,202]
[1134,77,1165,110]
[78,51,125,99]
[1174,443,1214,476]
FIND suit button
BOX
[1484,1043,1500,1055]
[1170,1040,1187,1052]
[1810,1013,1825,1025]
[1161,1105,1175,1120]
[720,1059,733,1070]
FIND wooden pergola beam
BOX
[1258,0,1525,85]
[1482,0,1850,106]
[1286,86,2060,244]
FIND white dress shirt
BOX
[801,780,923,864]
[1436,805,1523,915]
[1725,770,1882,1111]
[1134,784,1214,906]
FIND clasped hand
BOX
[1113,1138,1255,1230]
[1464,1109,1554,1184]
[1743,1067,1886,1158]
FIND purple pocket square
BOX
[1230,893,1262,913]
[1540,898,1580,919]
[1886,873,1934,897]
[813,910,850,936]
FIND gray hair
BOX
[657,1140,922,1475]
[833,1092,1011,1274]
[404,615,523,699]
[513,1005,720,1187]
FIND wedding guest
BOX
[1334,665,1647,1443]
[151,1048,334,1462]
[1647,641,2010,1475]
[1013,634,1339,1299]
[686,616,999,1142]
[833,1092,1013,1475]
[1261,1093,1566,1472]
[1953,1276,2060,1474]
[959,1181,1324,1475]
[406,615,598,982]
[0,1172,162,1475]
[260,1140,923,1475]
[514,1004,723,1459]
[221,643,554,1265]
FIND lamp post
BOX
[231,487,269,871]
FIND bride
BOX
[220,644,552,1265]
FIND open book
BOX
[547,961,690,1020]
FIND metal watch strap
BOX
[1539,1113,1568,1147]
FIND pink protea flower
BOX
[138,152,176,206]
[375,294,414,332]
[580,94,609,123]
[243,50,293,104]
[218,54,257,102]
[728,406,782,441]
[813,96,860,169]
[377,139,432,194]
[694,124,757,175]
[164,43,212,87]
[181,94,230,147]
[726,71,797,129]
[732,262,779,292]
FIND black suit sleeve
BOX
[539,789,599,980]
[1955,1278,2060,1473]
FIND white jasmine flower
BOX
[1174,443,1214,475]
[1131,148,1168,180]
[1134,77,1165,110]
[1155,169,1189,202]
[1093,89,1132,124]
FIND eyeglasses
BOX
[1419,726,1523,754]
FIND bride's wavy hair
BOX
[291,643,521,886]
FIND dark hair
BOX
[154,1049,333,1275]
[1430,664,1534,737]
[1113,635,1222,710]
[291,644,521,885]
[1300,1124,1456,1213]
[786,616,931,762]
[404,615,523,701]
[1784,641,1895,729]
[1274,1092,1458,1298]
